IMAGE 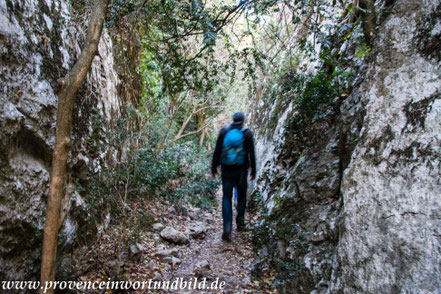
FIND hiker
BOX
[211,112,256,241]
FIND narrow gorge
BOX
[0,0,440,293]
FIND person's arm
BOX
[211,128,225,176]
[247,130,256,179]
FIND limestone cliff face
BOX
[332,1,441,292]
[250,0,441,293]
[0,0,132,280]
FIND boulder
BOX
[160,226,189,245]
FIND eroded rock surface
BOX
[0,0,131,280]
[249,0,441,293]
[332,1,441,292]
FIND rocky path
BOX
[160,189,265,293]
[63,190,275,293]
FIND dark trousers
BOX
[221,167,248,233]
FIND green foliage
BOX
[281,67,352,160]
[106,0,137,26]
[131,0,244,99]
[73,106,219,243]
[138,47,162,104]
[133,143,220,206]
[355,43,371,59]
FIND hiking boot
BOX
[222,229,232,242]
[237,216,246,232]
[237,224,246,232]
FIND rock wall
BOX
[331,0,441,292]
[0,0,133,280]
[250,0,441,293]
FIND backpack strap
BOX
[227,125,247,135]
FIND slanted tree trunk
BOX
[175,98,196,140]
[40,0,109,292]
[359,0,376,46]
[199,128,206,147]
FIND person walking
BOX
[211,112,256,241]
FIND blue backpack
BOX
[221,127,247,166]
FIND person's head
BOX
[232,112,245,126]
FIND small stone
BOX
[189,208,202,220]
[152,271,162,281]
[160,226,189,245]
[163,256,181,266]
[203,213,215,223]
[129,243,145,262]
[189,222,207,239]
[153,248,179,258]
[194,259,210,277]
[240,276,251,288]
[152,223,164,231]
[195,259,210,270]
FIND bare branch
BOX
[174,119,214,141]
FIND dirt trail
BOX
[162,189,267,293]
[63,190,275,293]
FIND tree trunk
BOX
[40,0,109,292]
[199,128,206,147]
[359,0,376,46]
[175,100,196,140]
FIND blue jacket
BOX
[211,124,256,178]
